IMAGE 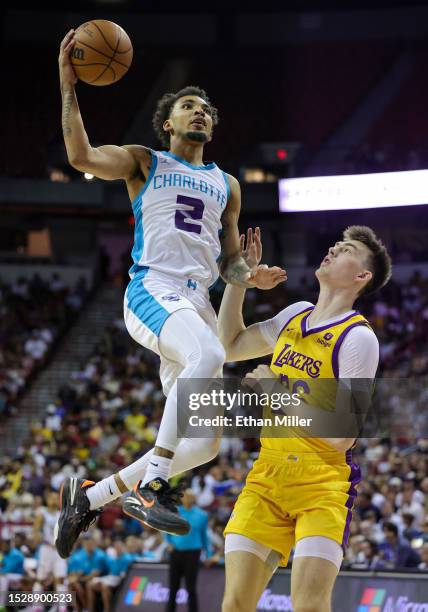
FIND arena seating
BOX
[0,274,87,422]
[1,273,427,582]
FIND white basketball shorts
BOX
[124,268,219,395]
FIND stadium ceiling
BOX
[6,0,428,12]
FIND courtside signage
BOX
[279,169,428,212]
[124,575,188,606]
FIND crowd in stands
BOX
[0,272,428,608]
[0,274,88,424]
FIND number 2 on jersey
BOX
[174,195,205,234]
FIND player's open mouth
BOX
[190,120,206,128]
[321,257,330,265]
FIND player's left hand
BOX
[247,264,287,290]
[241,227,262,269]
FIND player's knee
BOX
[222,592,247,612]
[188,339,225,373]
[203,437,221,461]
[293,594,330,612]
[205,340,225,375]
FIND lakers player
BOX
[55,31,286,558]
[219,226,391,612]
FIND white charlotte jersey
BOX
[129,150,230,288]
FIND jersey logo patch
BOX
[317,332,334,348]
[161,293,181,302]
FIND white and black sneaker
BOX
[123,478,190,536]
[54,477,102,559]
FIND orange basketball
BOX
[71,20,133,86]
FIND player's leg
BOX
[119,436,221,491]
[55,296,224,555]
[290,537,343,612]
[122,307,224,532]
[91,299,224,499]
[145,305,225,472]
[222,536,280,612]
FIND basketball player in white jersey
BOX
[55,31,286,558]
[32,492,68,610]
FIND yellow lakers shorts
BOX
[224,447,361,566]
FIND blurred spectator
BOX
[68,536,107,612]
[165,490,211,612]
[351,539,386,570]
[140,525,166,562]
[0,538,25,608]
[31,490,67,609]
[402,513,422,543]
[379,522,421,569]
[86,538,138,612]
[355,492,381,522]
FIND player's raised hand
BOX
[242,363,279,394]
[248,264,287,290]
[59,29,78,87]
[241,227,262,270]
[245,364,278,380]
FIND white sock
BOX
[119,437,220,489]
[142,455,172,485]
[86,475,121,511]
[84,439,221,510]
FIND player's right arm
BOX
[58,30,148,181]
[218,284,274,362]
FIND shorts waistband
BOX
[130,268,209,295]
[259,447,351,465]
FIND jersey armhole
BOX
[131,150,158,207]
[221,171,231,205]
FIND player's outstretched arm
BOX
[59,30,145,181]
[218,284,274,361]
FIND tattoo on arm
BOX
[222,257,253,287]
[219,225,253,287]
[61,87,74,137]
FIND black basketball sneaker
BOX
[123,478,190,536]
[54,477,102,559]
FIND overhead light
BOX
[84,173,94,181]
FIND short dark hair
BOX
[383,521,398,537]
[152,86,219,148]
[363,539,379,555]
[343,225,392,296]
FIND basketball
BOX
[71,20,133,86]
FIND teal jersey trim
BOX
[130,151,158,270]
[131,149,158,208]
[163,151,216,171]
[126,267,171,336]
[221,171,231,204]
